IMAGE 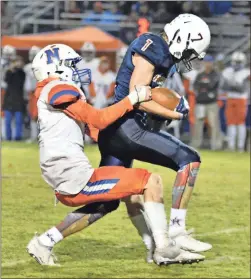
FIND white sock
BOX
[130,214,153,251]
[144,202,169,249]
[169,208,187,234]
[237,124,246,151]
[227,125,237,150]
[38,227,63,247]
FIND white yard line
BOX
[202,256,243,264]
[2,259,30,267]
[196,227,249,237]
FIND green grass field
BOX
[2,142,250,278]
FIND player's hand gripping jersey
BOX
[35,77,150,195]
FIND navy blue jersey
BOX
[115,33,176,102]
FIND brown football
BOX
[152,87,181,110]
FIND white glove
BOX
[128,85,152,105]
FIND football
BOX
[152,87,181,110]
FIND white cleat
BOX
[154,245,205,266]
[169,228,212,253]
[26,233,59,266]
[173,250,205,264]
[153,239,181,266]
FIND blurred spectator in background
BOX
[82,1,104,23]
[118,1,136,15]
[116,46,128,72]
[3,55,26,141]
[138,1,152,19]
[120,6,138,44]
[137,2,152,37]
[101,2,122,23]
[80,42,100,101]
[89,56,116,109]
[68,0,81,13]
[153,2,174,23]
[181,1,211,17]
[1,45,17,140]
[221,52,250,152]
[80,42,100,75]
[207,1,232,16]
[24,46,41,143]
[191,55,222,150]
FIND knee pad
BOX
[76,200,120,215]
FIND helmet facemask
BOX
[58,57,91,86]
[169,31,206,73]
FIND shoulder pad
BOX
[131,33,170,67]
[48,82,81,106]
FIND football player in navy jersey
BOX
[73,14,213,264]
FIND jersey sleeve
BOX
[131,33,169,67]
[63,97,133,130]
[47,83,81,106]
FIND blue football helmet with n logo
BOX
[32,44,91,86]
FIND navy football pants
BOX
[99,117,201,171]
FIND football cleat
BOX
[169,228,212,253]
[26,233,59,266]
[153,239,181,265]
[154,247,205,266]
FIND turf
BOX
[1,142,250,278]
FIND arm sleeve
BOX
[47,83,81,106]
[63,97,133,130]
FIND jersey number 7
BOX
[141,39,153,52]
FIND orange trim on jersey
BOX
[48,84,80,106]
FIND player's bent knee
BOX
[186,147,201,165]
[76,200,120,215]
[147,173,163,195]
[124,195,144,216]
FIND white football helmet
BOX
[231,51,246,70]
[2,45,16,61]
[116,46,128,71]
[164,14,211,71]
[32,44,91,86]
[80,42,96,62]
[29,46,41,62]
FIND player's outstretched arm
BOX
[130,54,183,120]
[63,86,151,130]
